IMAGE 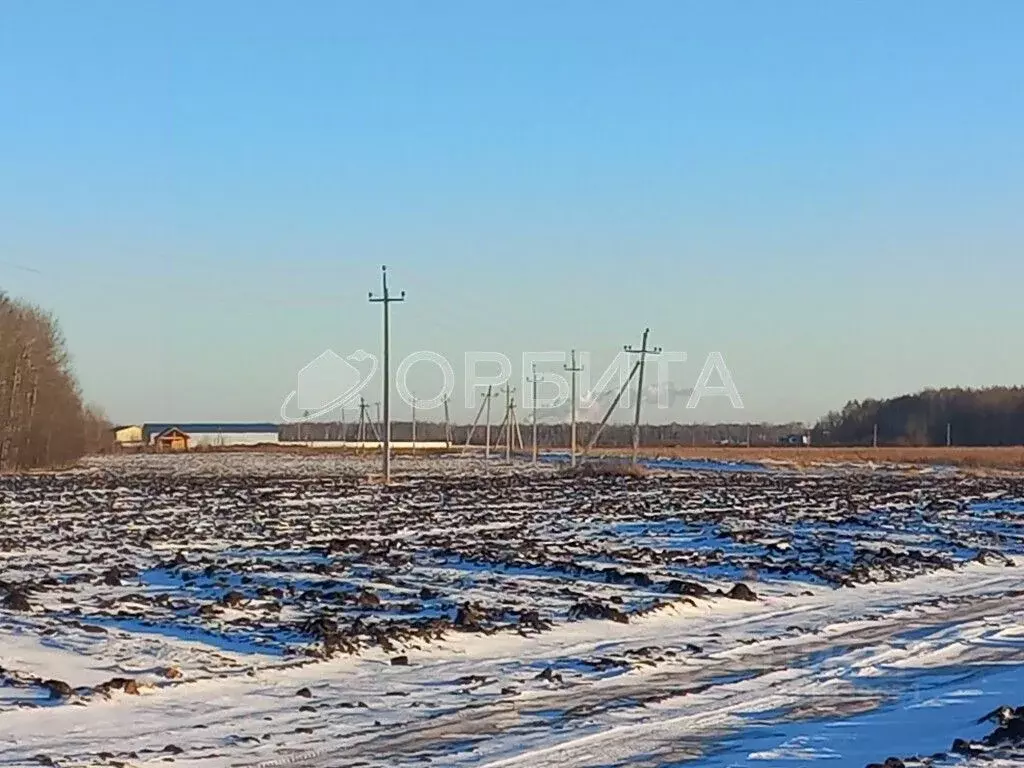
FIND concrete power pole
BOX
[564,350,583,467]
[583,361,639,455]
[625,328,661,466]
[484,384,493,459]
[462,394,487,451]
[411,394,417,454]
[504,384,514,462]
[527,364,542,464]
[513,401,525,451]
[368,265,405,484]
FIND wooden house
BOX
[154,427,189,452]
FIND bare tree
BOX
[0,292,109,470]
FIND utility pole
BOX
[373,401,382,445]
[946,421,951,447]
[462,391,489,452]
[564,350,583,467]
[356,397,381,445]
[369,406,381,441]
[484,384,494,459]
[583,361,639,455]
[514,409,525,451]
[504,384,514,462]
[411,394,417,454]
[873,423,878,449]
[368,265,405,484]
[443,395,452,447]
[527,364,542,464]
[624,328,661,465]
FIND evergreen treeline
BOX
[285,387,1024,448]
[280,420,809,447]
[0,292,110,470]
[812,387,1024,446]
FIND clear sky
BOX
[1,1,1022,426]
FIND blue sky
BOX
[1,1,1022,425]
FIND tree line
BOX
[279,420,810,447]
[284,387,1024,448]
[811,387,1024,446]
[0,292,110,470]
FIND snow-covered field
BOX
[2,453,1024,767]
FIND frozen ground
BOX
[1,453,1023,768]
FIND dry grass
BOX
[121,442,1024,472]
[589,445,1024,471]
[559,460,649,478]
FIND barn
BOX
[112,424,145,449]
[140,423,280,448]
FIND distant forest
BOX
[0,292,110,470]
[811,387,1024,447]
[282,387,1024,448]
[280,420,809,447]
